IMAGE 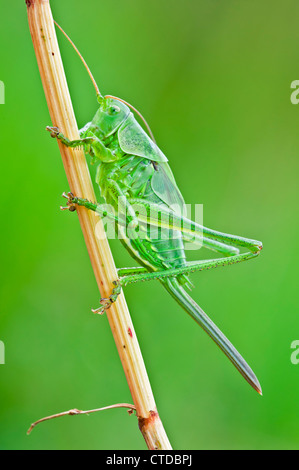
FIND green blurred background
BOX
[0,0,298,450]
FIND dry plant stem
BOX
[27,403,137,435]
[26,0,171,450]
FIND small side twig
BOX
[27,403,136,435]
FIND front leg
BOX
[46,126,116,162]
[46,126,93,148]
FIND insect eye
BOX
[108,105,121,115]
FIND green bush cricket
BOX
[48,21,263,395]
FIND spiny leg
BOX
[61,193,262,304]
[129,198,263,254]
[69,193,263,262]
[117,251,259,286]
[63,193,242,257]
[79,191,259,256]
[113,194,263,283]
[117,266,148,277]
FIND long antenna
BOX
[54,20,156,143]
[54,20,101,96]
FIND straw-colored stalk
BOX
[26,0,171,450]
